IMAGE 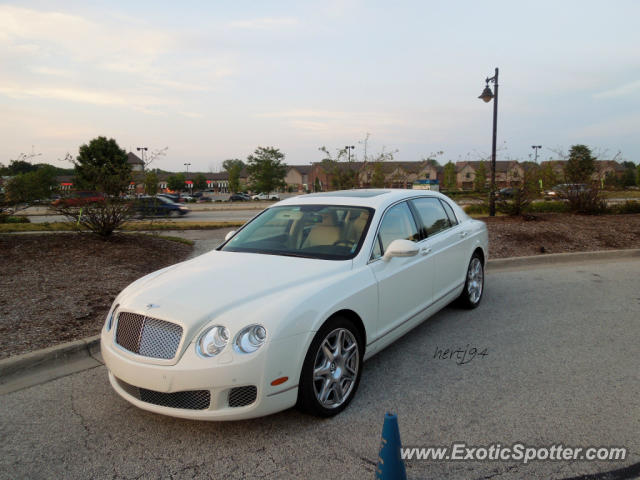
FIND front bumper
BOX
[100,332,306,421]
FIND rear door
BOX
[410,197,469,302]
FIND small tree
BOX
[621,162,636,188]
[313,177,321,192]
[637,164,640,187]
[193,173,207,191]
[496,166,539,216]
[564,144,596,183]
[539,162,559,191]
[317,146,358,190]
[246,147,287,193]
[371,162,385,188]
[53,136,133,239]
[442,161,456,190]
[75,136,131,195]
[167,173,186,192]
[5,167,57,211]
[223,159,245,193]
[473,161,487,192]
[144,171,159,196]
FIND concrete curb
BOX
[0,335,102,394]
[486,248,640,270]
[2,248,639,393]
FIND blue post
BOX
[376,412,407,480]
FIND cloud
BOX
[0,5,231,113]
[0,5,172,63]
[0,84,174,110]
[178,111,204,119]
[594,80,640,99]
[228,17,299,29]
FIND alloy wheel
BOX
[312,328,360,409]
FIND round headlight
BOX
[197,325,229,357]
[106,304,119,331]
[234,324,267,354]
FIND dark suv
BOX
[135,196,190,217]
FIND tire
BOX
[457,252,484,309]
[168,210,179,218]
[297,316,363,417]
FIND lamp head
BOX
[478,85,494,103]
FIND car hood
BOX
[116,250,352,335]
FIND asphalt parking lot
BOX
[1,257,639,479]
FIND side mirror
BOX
[382,239,419,262]
[224,230,237,241]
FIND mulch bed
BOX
[484,213,640,258]
[0,234,192,359]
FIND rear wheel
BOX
[297,317,363,417]
[457,252,484,309]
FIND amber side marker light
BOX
[271,377,288,386]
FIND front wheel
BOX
[297,317,363,417]
[457,252,484,309]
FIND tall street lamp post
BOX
[345,145,355,162]
[184,163,191,174]
[478,67,499,217]
[136,146,147,166]
[532,145,542,163]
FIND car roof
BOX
[277,189,452,210]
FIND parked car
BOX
[101,189,488,420]
[134,196,190,217]
[180,195,195,203]
[252,192,280,201]
[544,183,589,199]
[51,191,105,207]
[229,193,251,202]
[496,187,516,199]
[197,196,213,203]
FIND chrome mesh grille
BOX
[228,386,257,408]
[115,312,182,360]
[116,378,210,410]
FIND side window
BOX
[440,199,458,226]
[411,197,451,237]
[372,202,419,259]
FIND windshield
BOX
[221,205,373,260]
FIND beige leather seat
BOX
[302,214,341,248]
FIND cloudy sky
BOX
[1,1,639,172]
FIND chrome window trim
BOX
[367,194,457,264]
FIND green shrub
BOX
[0,215,31,224]
[565,188,607,214]
[612,200,640,214]
[464,204,489,215]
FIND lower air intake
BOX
[228,386,257,407]
[116,378,210,410]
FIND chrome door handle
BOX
[459,231,468,238]
[420,247,432,255]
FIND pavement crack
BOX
[69,387,93,453]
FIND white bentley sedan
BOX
[101,189,488,420]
